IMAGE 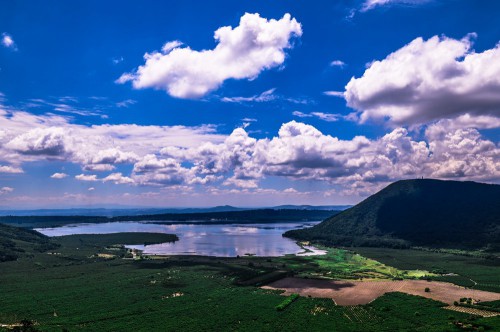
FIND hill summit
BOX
[285,179,500,250]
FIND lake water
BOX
[35,221,325,257]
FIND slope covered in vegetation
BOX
[0,223,59,262]
[285,179,500,250]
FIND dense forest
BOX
[0,223,59,262]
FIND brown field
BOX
[262,277,500,306]
[444,305,500,317]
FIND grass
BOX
[276,244,436,281]
[351,247,500,292]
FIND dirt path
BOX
[262,277,500,306]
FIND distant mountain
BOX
[285,179,500,250]
[0,223,59,262]
[0,209,341,228]
[0,205,349,217]
[273,205,352,211]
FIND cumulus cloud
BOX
[345,34,500,127]
[50,172,68,179]
[89,148,139,165]
[1,103,498,197]
[117,13,302,99]
[75,174,98,182]
[0,108,224,170]
[83,164,116,172]
[103,173,134,185]
[157,120,499,194]
[6,127,68,156]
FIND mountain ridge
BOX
[285,179,500,250]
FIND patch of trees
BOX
[276,293,299,311]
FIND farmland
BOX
[1,233,499,331]
[352,247,500,292]
[263,278,500,305]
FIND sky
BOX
[0,0,499,208]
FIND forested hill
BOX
[0,223,59,262]
[285,179,500,250]
[0,209,340,228]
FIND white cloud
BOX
[164,120,499,194]
[103,172,134,185]
[223,177,258,189]
[345,34,500,127]
[0,108,225,170]
[330,60,345,67]
[310,112,341,122]
[361,0,430,12]
[117,13,302,99]
[221,88,277,103]
[112,56,124,64]
[50,172,68,179]
[323,91,345,97]
[222,88,311,105]
[292,111,341,122]
[161,40,183,53]
[1,33,16,50]
[0,102,498,196]
[116,99,136,108]
[0,187,14,194]
[0,165,23,173]
[292,111,310,118]
[75,174,98,182]
[83,164,115,172]
[88,187,95,191]
[89,148,139,165]
[6,127,68,156]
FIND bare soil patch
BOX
[262,277,500,306]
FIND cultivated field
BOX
[263,277,500,305]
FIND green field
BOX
[277,244,435,281]
[1,234,499,331]
[352,247,500,292]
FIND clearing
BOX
[263,277,500,306]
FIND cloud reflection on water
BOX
[36,221,323,257]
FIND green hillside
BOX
[285,179,500,250]
[0,223,60,262]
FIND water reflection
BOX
[36,221,322,257]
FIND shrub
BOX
[276,293,299,311]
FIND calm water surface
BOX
[36,221,322,257]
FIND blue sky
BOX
[0,0,499,208]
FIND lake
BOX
[35,221,326,257]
